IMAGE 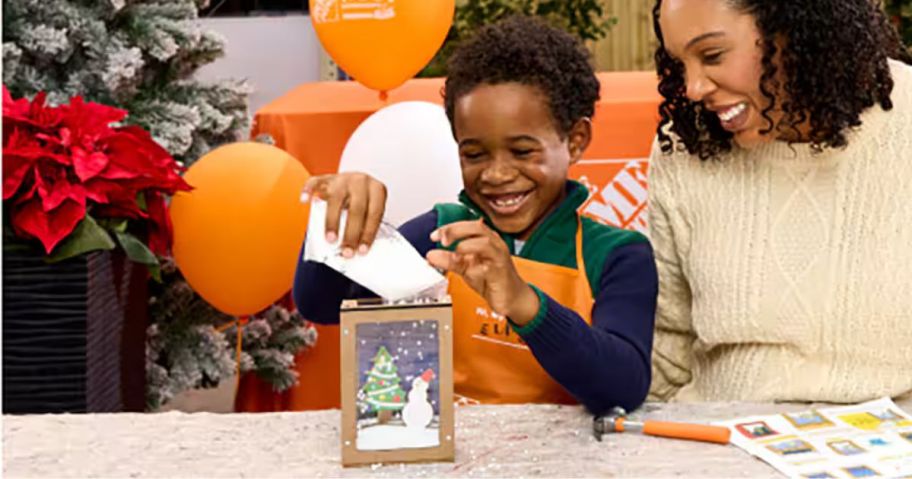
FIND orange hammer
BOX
[593,407,731,444]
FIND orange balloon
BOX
[310,0,454,92]
[170,142,310,316]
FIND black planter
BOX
[2,248,148,413]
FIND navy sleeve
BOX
[292,209,439,324]
[516,242,658,416]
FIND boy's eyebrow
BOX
[508,135,542,144]
[458,138,482,147]
[457,135,542,147]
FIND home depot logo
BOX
[312,0,396,23]
[571,159,649,234]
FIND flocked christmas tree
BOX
[222,303,318,393]
[360,346,406,423]
[146,260,318,410]
[2,0,250,165]
[2,0,320,409]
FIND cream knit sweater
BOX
[648,59,912,403]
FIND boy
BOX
[296,16,657,415]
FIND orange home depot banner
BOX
[571,159,650,233]
[571,70,658,235]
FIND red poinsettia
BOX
[2,86,191,264]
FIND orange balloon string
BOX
[379,90,389,102]
[232,316,250,391]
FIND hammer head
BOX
[593,407,628,441]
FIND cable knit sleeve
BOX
[647,139,697,401]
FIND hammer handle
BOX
[642,420,731,444]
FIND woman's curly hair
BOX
[653,0,912,160]
[443,15,600,138]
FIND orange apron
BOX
[449,218,593,405]
[235,218,593,411]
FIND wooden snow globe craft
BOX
[339,296,454,466]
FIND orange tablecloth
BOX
[239,72,660,411]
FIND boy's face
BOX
[453,82,590,240]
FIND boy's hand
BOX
[301,172,387,258]
[426,220,540,325]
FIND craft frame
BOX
[339,298,454,467]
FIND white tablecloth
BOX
[6,399,911,478]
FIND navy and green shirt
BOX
[293,181,658,414]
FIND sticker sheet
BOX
[716,397,912,478]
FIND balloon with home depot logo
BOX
[309,0,454,93]
[169,142,311,316]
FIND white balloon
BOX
[339,101,462,226]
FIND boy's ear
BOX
[567,118,592,165]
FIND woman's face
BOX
[659,0,779,148]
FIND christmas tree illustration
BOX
[361,345,406,423]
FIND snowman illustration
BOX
[402,368,435,430]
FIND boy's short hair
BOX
[443,15,601,138]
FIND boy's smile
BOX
[453,82,589,240]
[486,190,531,215]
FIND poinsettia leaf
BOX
[3,226,35,254]
[147,263,162,283]
[3,159,32,200]
[63,95,127,136]
[135,192,147,211]
[3,87,33,120]
[42,176,86,212]
[73,150,109,182]
[2,129,43,199]
[15,171,40,203]
[46,215,116,263]
[95,218,129,233]
[113,230,158,266]
[14,198,86,254]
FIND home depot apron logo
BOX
[570,159,649,233]
[312,0,396,23]
[470,306,527,349]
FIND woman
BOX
[648,0,912,402]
